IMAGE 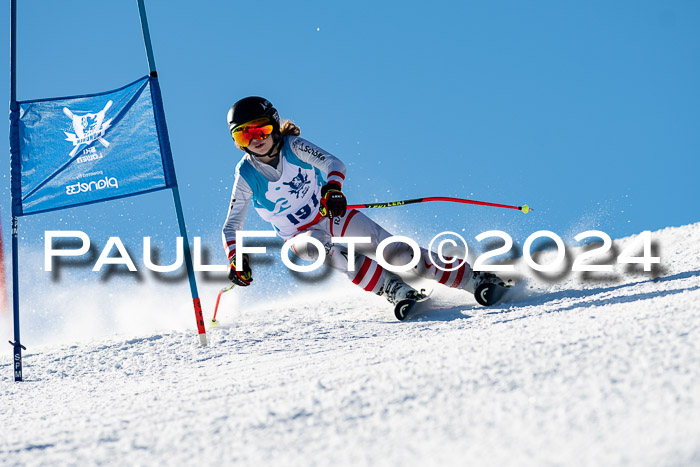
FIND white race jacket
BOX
[222,135,346,261]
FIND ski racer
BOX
[222,96,505,319]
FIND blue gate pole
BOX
[136,0,157,76]
[9,0,26,381]
[171,186,207,346]
[137,0,207,345]
[10,217,24,381]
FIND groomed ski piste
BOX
[1,222,699,466]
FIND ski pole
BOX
[348,197,531,213]
[210,284,235,327]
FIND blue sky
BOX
[1,1,699,306]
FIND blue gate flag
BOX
[10,76,177,216]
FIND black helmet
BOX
[227,96,280,134]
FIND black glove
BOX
[320,182,347,218]
[228,253,252,286]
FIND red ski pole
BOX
[348,196,532,213]
[210,284,235,326]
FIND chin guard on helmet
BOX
[246,133,283,158]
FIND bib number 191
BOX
[286,192,319,225]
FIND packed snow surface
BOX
[2,223,700,466]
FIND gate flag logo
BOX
[63,100,113,157]
[10,76,177,216]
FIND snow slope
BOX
[2,223,700,466]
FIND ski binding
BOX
[394,289,432,321]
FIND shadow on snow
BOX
[406,270,700,323]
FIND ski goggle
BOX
[231,117,275,147]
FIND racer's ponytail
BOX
[279,120,300,137]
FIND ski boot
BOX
[378,274,429,321]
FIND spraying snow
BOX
[1,223,699,466]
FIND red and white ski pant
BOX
[290,209,473,294]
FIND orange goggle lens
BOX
[232,118,275,147]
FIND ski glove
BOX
[320,182,347,218]
[228,253,253,286]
